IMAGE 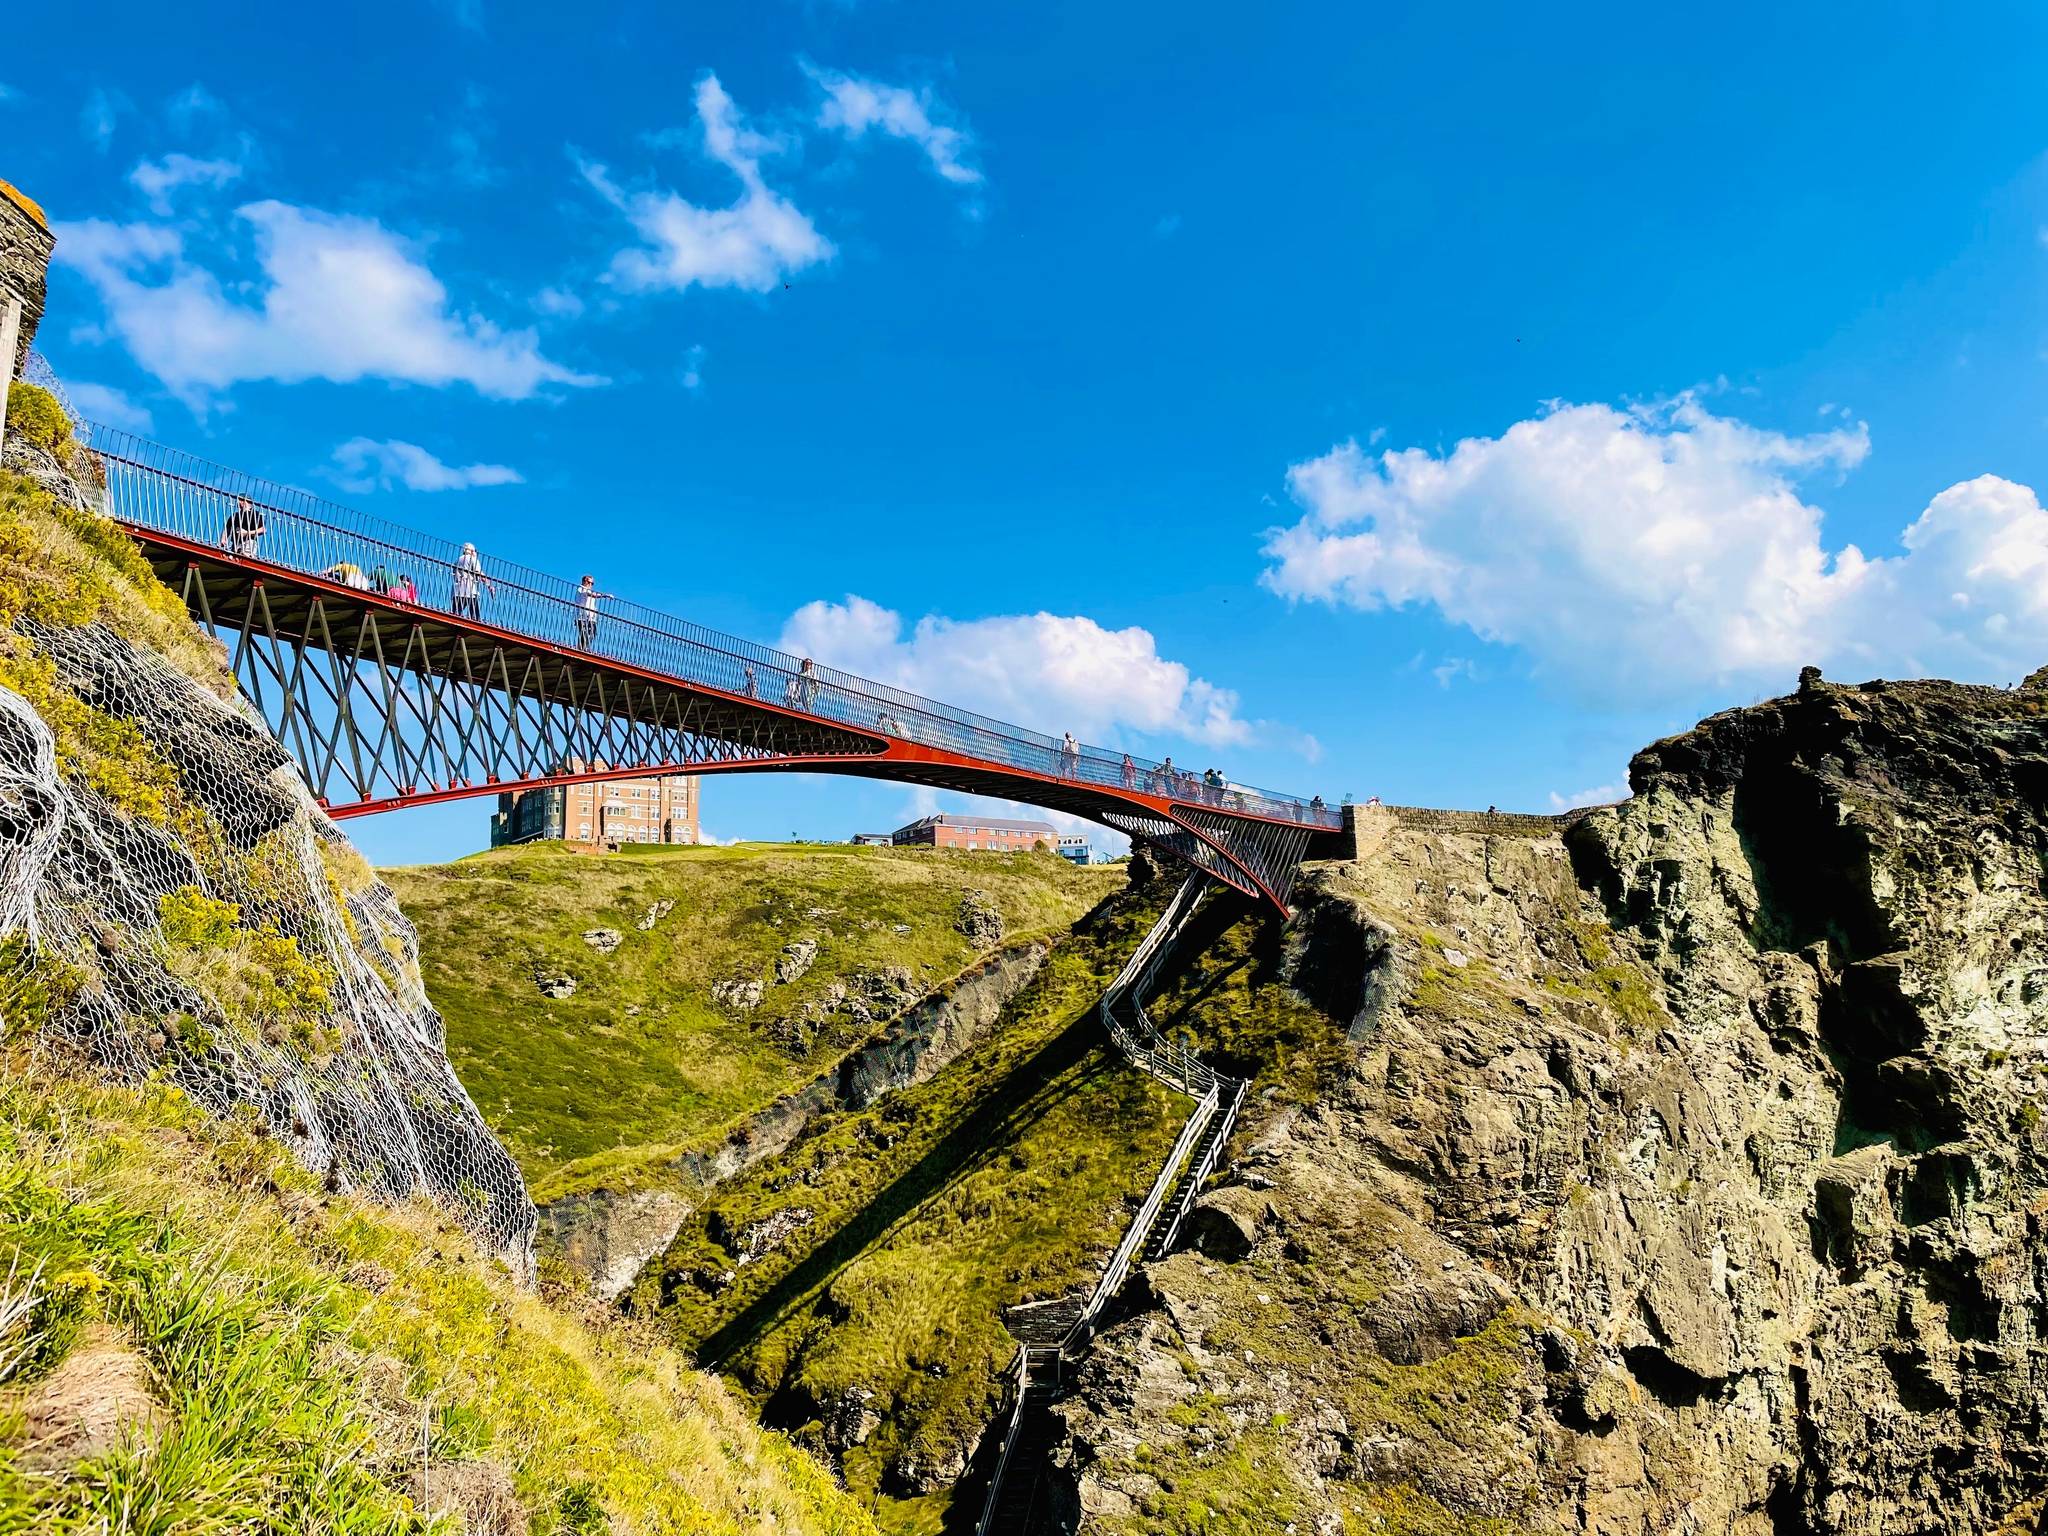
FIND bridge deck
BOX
[85,425,1341,910]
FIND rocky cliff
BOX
[1053,668,2048,1534]
[0,435,533,1267]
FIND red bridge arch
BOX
[89,428,1342,912]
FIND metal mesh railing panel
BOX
[83,425,1338,832]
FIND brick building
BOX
[492,763,700,847]
[0,178,54,381]
[890,813,1057,852]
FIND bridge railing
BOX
[81,425,1340,830]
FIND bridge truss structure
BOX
[87,427,1342,912]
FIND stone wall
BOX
[0,179,56,379]
[1334,799,1612,859]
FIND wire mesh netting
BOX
[0,435,535,1269]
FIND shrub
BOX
[157,886,337,1054]
[4,381,72,453]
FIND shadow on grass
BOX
[693,1003,1122,1371]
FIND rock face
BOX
[676,940,1052,1187]
[957,890,1004,947]
[0,456,534,1270]
[537,1188,692,1303]
[1053,675,2048,1535]
[542,941,1055,1301]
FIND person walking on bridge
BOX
[1121,753,1136,790]
[1061,731,1080,779]
[795,657,820,710]
[574,574,614,650]
[222,495,266,558]
[452,542,495,620]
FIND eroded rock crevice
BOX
[1050,675,2048,1535]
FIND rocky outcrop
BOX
[537,1188,691,1303]
[775,939,820,985]
[543,941,1053,1299]
[0,455,533,1270]
[678,939,1052,1186]
[1053,673,2048,1535]
[957,890,1004,947]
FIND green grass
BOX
[1093,1220,1545,1536]
[1149,893,1352,1108]
[0,1051,873,1536]
[640,885,1191,1511]
[385,842,1119,1199]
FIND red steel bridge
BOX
[86,427,1343,913]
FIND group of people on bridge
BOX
[220,493,1326,824]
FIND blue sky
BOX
[7,2,2048,866]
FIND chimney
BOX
[0,178,54,382]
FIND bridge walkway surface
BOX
[79,425,1343,911]
[972,873,1248,1534]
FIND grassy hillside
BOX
[639,882,1193,1528]
[0,438,872,1533]
[0,1048,871,1536]
[387,842,1119,1199]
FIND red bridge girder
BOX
[92,430,1341,913]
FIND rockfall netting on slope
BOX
[0,448,535,1269]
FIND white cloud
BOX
[129,153,243,215]
[64,381,153,434]
[804,63,982,187]
[1549,783,1625,811]
[166,84,225,127]
[1261,395,2048,698]
[56,202,603,407]
[583,74,832,295]
[81,86,130,150]
[779,594,1258,751]
[1431,656,1476,688]
[531,286,584,318]
[443,84,499,188]
[680,344,705,391]
[330,437,523,492]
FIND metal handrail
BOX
[974,1345,1038,1534]
[79,424,1341,831]
[1153,1077,1248,1259]
[1066,1085,1217,1350]
[974,877,1240,1535]
[1099,875,1220,1097]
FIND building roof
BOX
[896,813,1057,835]
[0,179,49,233]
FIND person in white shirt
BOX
[452,542,495,619]
[574,575,613,649]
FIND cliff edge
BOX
[0,422,533,1266]
[1053,670,2048,1534]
